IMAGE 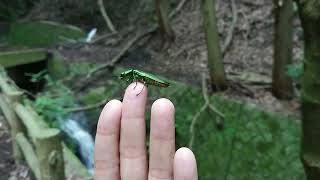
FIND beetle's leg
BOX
[136,81,146,96]
[132,73,139,89]
[134,81,138,89]
[131,73,137,89]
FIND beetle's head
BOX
[119,72,125,79]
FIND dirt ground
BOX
[0,113,31,180]
[58,0,302,117]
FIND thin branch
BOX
[169,0,187,18]
[86,0,189,77]
[222,0,238,56]
[89,32,117,45]
[87,34,143,78]
[65,100,107,113]
[188,73,225,149]
[97,0,117,33]
[65,97,120,113]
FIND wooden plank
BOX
[14,103,42,137]
[16,133,41,180]
[0,49,47,68]
[0,65,23,99]
[0,94,24,161]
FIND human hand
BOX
[94,82,198,180]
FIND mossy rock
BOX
[8,21,84,47]
[79,86,110,133]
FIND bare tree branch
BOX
[222,0,238,56]
[97,0,117,33]
[87,0,189,77]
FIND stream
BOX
[60,112,94,174]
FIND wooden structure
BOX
[0,65,91,180]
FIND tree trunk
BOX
[156,0,175,42]
[298,0,320,179]
[272,0,294,99]
[202,0,227,90]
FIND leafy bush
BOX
[287,62,304,82]
[28,71,76,127]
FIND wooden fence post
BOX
[16,133,40,179]
[35,129,65,180]
[0,67,25,162]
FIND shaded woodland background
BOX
[0,0,320,179]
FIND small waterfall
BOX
[60,112,94,174]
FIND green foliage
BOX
[9,21,84,47]
[141,76,304,179]
[26,70,48,83]
[287,61,304,81]
[28,71,76,127]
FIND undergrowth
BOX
[29,65,305,179]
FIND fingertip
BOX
[105,99,122,108]
[175,147,196,162]
[174,147,198,180]
[100,99,122,118]
[151,98,175,114]
[97,99,122,134]
[151,98,175,135]
[125,82,147,97]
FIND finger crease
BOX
[149,167,172,180]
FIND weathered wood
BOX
[14,103,42,137]
[0,66,23,101]
[0,94,24,162]
[0,49,47,68]
[34,129,65,180]
[62,143,92,179]
[16,133,40,179]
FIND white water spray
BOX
[61,112,94,174]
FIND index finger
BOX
[120,82,148,180]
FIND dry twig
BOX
[222,0,238,56]
[169,0,188,18]
[87,0,189,77]
[65,100,106,113]
[188,73,225,149]
[87,33,146,78]
[97,0,117,33]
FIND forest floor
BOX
[0,113,31,180]
[58,0,302,118]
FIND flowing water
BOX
[60,112,94,174]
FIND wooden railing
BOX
[0,65,77,180]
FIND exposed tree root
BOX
[188,73,225,149]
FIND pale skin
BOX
[94,82,198,180]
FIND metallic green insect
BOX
[120,69,170,95]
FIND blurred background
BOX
[0,0,318,179]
